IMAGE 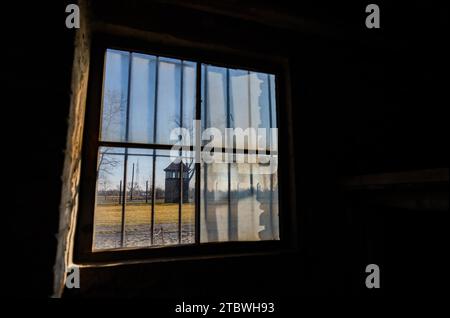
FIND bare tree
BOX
[97,89,126,178]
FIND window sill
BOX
[73,240,295,266]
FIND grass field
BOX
[94,202,195,227]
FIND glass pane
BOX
[230,162,255,241]
[229,69,250,131]
[182,61,197,134]
[269,74,277,129]
[128,53,157,144]
[100,49,129,142]
[203,65,228,148]
[253,72,271,149]
[156,58,182,144]
[124,149,154,247]
[269,74,278,151]
[252,155,279,240]
[200,154,279,243]
[153,150,181,245]
[270,162,279,240]
[229,70,272,150]
[200,161,229,243]
[181,151,196,244]
[93,147,125,250]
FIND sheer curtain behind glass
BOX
[200,65,279,243]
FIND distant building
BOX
[164,161,191,203]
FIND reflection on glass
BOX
[124,149,153,247]
[100,50,129,142]
[128,53,156,144]
[93,147,125,250]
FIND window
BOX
[76,41,292,262]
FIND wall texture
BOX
[53,0,91,297]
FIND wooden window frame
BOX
[74,33,297,265]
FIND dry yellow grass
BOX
[94,203,195,226]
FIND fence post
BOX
[119,180,122,205]
[145,180,148,203]
[130,163,135,201]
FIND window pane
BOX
[93,147,125,250]
[253,72,272,149]
[124,149,154,247]
[200,161,229,243]
[181,151,196,244]
[128,53,157,144]
[229,159,279,242]
[229,71,272,150]
[200,155,279,242]
[270,163,279,240]
[251,73,271,131]
[182,61,197,134]
[269,74,278,150]
[100,50,129,142]
[203,65,228,148]
[155,58,182,144]
[252,155,279,240]
[229,69,250,131]
[153,150,181,245]
[229,162,257,241]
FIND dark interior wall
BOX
[6,0,448,299]
[6,1,74,297]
